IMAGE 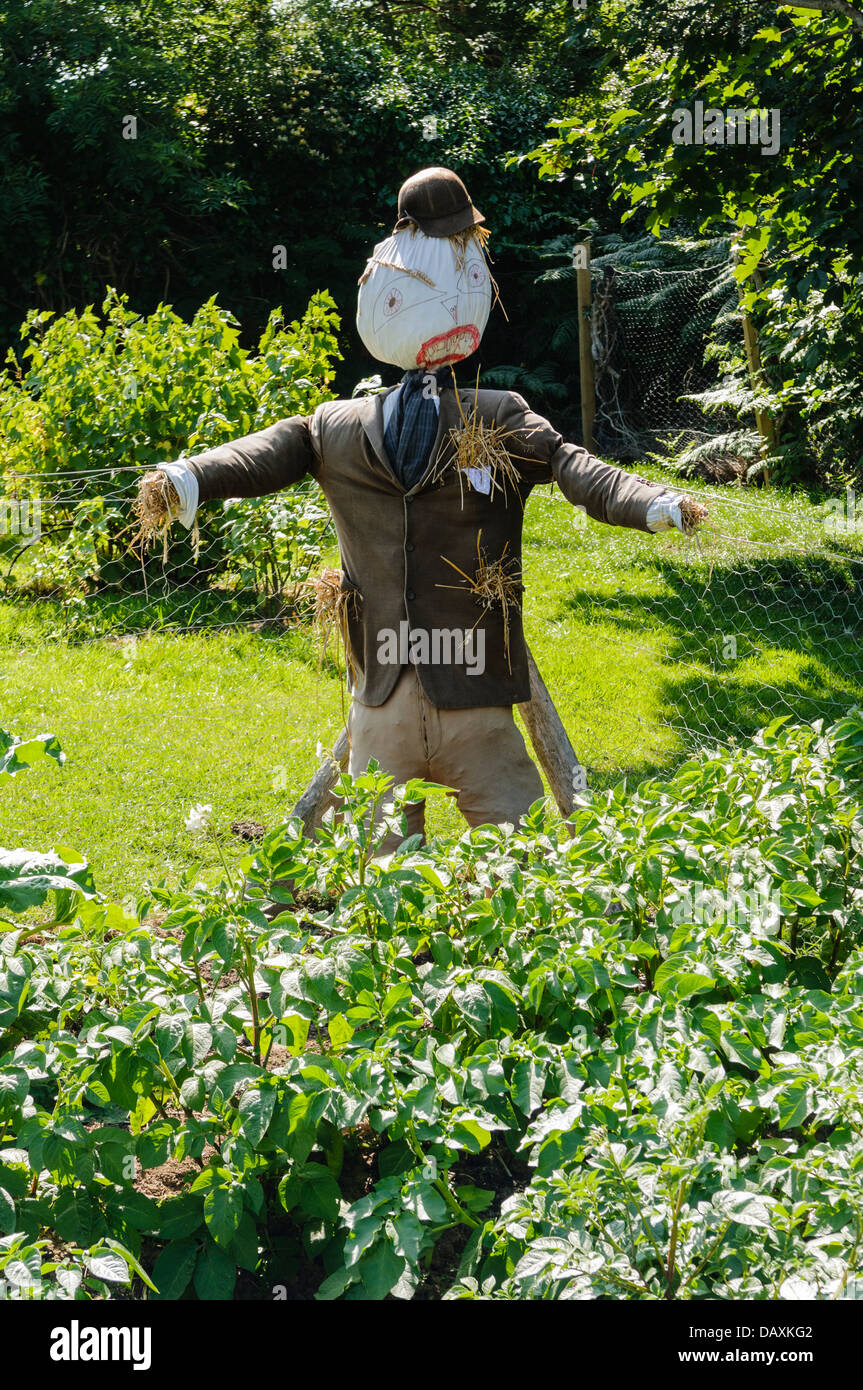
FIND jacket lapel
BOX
[356,379,464,494]
[358,385,402,485]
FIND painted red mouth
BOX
[417,325,480,368]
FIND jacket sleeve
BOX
[185,414,316,503]
[499,391,669,532]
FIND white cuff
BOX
[646,492,684,533]
[159,461,199,530]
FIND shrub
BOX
[0,290,340,601]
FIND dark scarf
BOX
[383,365,455,492]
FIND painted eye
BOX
[383,288,403,317]
[458,260,488,293]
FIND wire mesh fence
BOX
[589,238,743,466]
[2,460,861,768]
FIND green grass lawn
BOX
[2,465,861,900]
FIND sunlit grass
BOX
[1,465,861,899]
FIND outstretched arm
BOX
[498,391,707,533]
[136,414,318,534]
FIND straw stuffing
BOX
[436,529,522,672]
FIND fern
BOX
[648,428,761,479]
[479,362,569,401]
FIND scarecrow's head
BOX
[356,166,493,371]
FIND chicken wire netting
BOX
[3,455,861,771]
[588,239,742,466]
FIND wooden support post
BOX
[575,241,597,454]
[290,727,350,838]
[517,647,584,816]
[734,251,777,485]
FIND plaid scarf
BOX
[383,366,455,492]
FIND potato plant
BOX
[1,712,862,1299]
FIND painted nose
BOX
[442,298,459,322]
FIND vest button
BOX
[406,541,414,551]
[406,589,415,601]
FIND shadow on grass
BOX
[3,574,307,643]
[560,548,862,774]
[6,541,862,793]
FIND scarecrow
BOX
[136,167,706,848]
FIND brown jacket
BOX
[186,385,666,708]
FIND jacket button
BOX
[405,495,414,504]
[406,541,415,551]
[406,589,415,601]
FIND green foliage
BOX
[0,728,64,786]
[0,290,339,598]
[2,710,863,1298]
[0,0,577,384]
[528,0,863,484]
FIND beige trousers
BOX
[346,665,544,850]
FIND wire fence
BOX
[589,242,747,472]
[3,459,862,767]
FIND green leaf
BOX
[0,1185,15,1235]
[776,1082,812,1131]
[180,1075,206,1110]
[0,731,64,783]
[135,1121,174,1170]
[193,1240,237,1300]
[790,957,831,991]
[103,1237,158,1292]
[453,983,491,1034]
[227,1211,261,1273]
[54,1187,96,1244]
[204,1183,244,1246]
[377,1140,415,1178]
[781,880,824,910]
[484,980,521,1034]
[713,1190,777,1228]
[355,1240,405,1300]
[582,884,612,916]
[183,1021,212,1067]
[327,1013,355,1051]
[381,982,412,1017]
[366,882,400,927]
[0,1068,29,1111]
[0,848,95,912]
[301,956,344,1012]
[237,1085,276,1147]
[454,1184,494,1214]
[4,1248,41,1286]
[85,1249,130,1283]
[316,1265,353,1301]
[155,1194,204,1241]
[653,956,688,996]
[513,1059,545,1115]
[151,1239,199,1300]
[211,922,236,966]
[674,971,716,999]
[279,1162,342,1221]
[642,855,663,898]
[452,1119,492,1152]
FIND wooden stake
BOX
[575,242,597,454]
[734,251,777,485]
[517,646,584,815]
[291,727,349,838]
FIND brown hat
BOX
[394,166,485,238]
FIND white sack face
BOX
[356,228,492,371]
